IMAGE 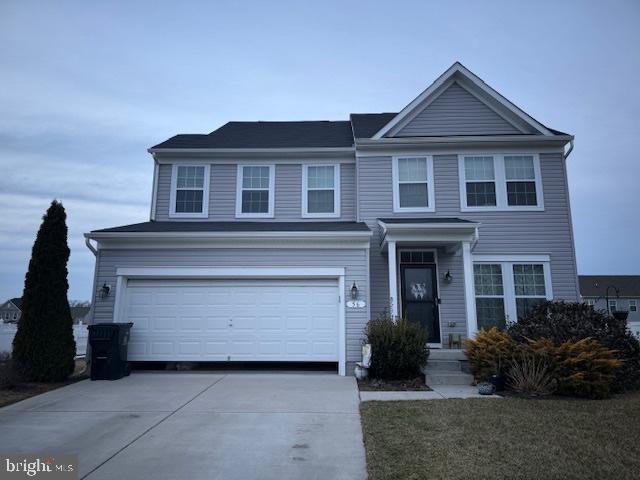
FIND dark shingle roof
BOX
[579,276,640,298]
[378,217,477,224]
[350,113,398,138]
[92,221,370,234]
[9,297,22,309]
[152,121,355,149]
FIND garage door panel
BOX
[124,279,338,362]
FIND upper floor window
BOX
[236,165,274,218]
[459,154,543,211]
[585,299,595,306]
[609,300,617,312]
[392,156,435,213]
[302,165,340,218]
[630,300,637,312]
[170,165,210,218]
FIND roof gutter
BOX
[147,146,355,155]
[84,230,372,241]
[85,237,98,257]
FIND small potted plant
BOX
[488,356,506,392]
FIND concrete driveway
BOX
[0,373,366,480]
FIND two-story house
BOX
[579,275,640,324]
[85,63,579,375]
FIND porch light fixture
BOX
[444,270,453,283]
[350,282,359,300]
[100,283,111,298]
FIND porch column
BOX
[388,240,399,318]
[462,240,477,338]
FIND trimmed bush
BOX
[465,327,516,381]
[553,338,622,399]
[12,201,76,382]
[364,313,429,379]
[508,301,640,392]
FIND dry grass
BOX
[360,393,640,480]
[0,358,87,408]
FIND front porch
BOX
[377,217,480,349]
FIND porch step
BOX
[425,360,463,372]
[425,372,474,386]
[428,349,467,361]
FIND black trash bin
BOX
[88,323,133,380]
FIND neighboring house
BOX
[579,275,640,322]
[0,298,22,323]
[70,306,92,325]
[85,62,579,375]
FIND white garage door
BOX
[122,279,339,362]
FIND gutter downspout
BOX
[564,139,574,160]
[85,236,97,257]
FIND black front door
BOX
[400,264,440,343]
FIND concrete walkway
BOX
[0,373,366,480]
[359,384,501,401]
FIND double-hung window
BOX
[609,300,618,312]
[170,165,210,218]
[302,165,340,217]
[236,165,274,217]
[459,154,543,210]
[392,156,435,212]
[630,300,637,312]
[473,257,552,331]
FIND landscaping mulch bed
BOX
[358,376,432,391]
[0,358,88,408]
[360,392,640,480]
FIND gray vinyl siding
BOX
[154,162,356,221]
[396,82,521,137]
[91,247,368,371]
[358,152,580,332]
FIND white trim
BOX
[469,256,553,336]
[388,241,398,317]
[372,62,554,139]
[235,164,275,218]
[115,267,345,278]
[112,267,347,376]
[629,300,637,312]
[391,155,435,213]
[169,164,210,218]
[301,164,341,218]
[150,160,159,221]
[458,154,544,212]
[462,241,478,339]
[149,147,355,155]
[472,254,551,263]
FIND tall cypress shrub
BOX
[13,200,76,381]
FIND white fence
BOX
[0,323,89,357]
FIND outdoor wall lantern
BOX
[444,270,453,283]
[100,283,111,298]
[350,282,359,300]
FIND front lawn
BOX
[360,393,640,480]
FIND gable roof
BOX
[9,297,22,309]
[579,275,640,298]
[151,121,354,150]
[150,62,570,151]
[372,62,558,139]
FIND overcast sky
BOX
[1,0,639,302]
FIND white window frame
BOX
[630,300,637,312]
[585,299,595,306]
[169,164,210,218]
[302,164,341,218]
[392,155,435,213]
[235,164,275,218]
[458,154,544,212]
[471,255,552,329]
[609,300,617,312]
